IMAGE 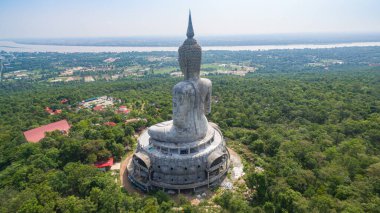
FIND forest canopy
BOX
[0,62,380,212]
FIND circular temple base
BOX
[128,122,230,192]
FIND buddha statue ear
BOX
[179,51,187,76]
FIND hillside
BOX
[0,70,379,212]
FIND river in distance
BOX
[1,41,380,53]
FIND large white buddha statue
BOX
[148,12,212,143]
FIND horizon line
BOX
[2,32,380,40]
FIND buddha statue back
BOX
[148,12,212,143]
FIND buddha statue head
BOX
[178,11,202,80]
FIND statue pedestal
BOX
[128,122,230,193]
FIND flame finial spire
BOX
[186,10,194,39]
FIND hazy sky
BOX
[1,0,380,39]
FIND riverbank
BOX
[1,41,380,53]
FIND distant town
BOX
[0,51,256,82]
[1,46,380,83]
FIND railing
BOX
[207,159,227,172]
[128,174,149,192]
[149,134,217,156]
[132,159,149,172]
[149,163,229,190]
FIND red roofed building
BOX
[45,107,62,115]
[93,105,104,111]
[104,122,117,127]
[94,157,114,171]
[60,98,69,104]
[117,106,130,114]
[23,119,71,143]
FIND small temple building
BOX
[23,119,70,143]
[128,12,230,193]
[94,157,114,171]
